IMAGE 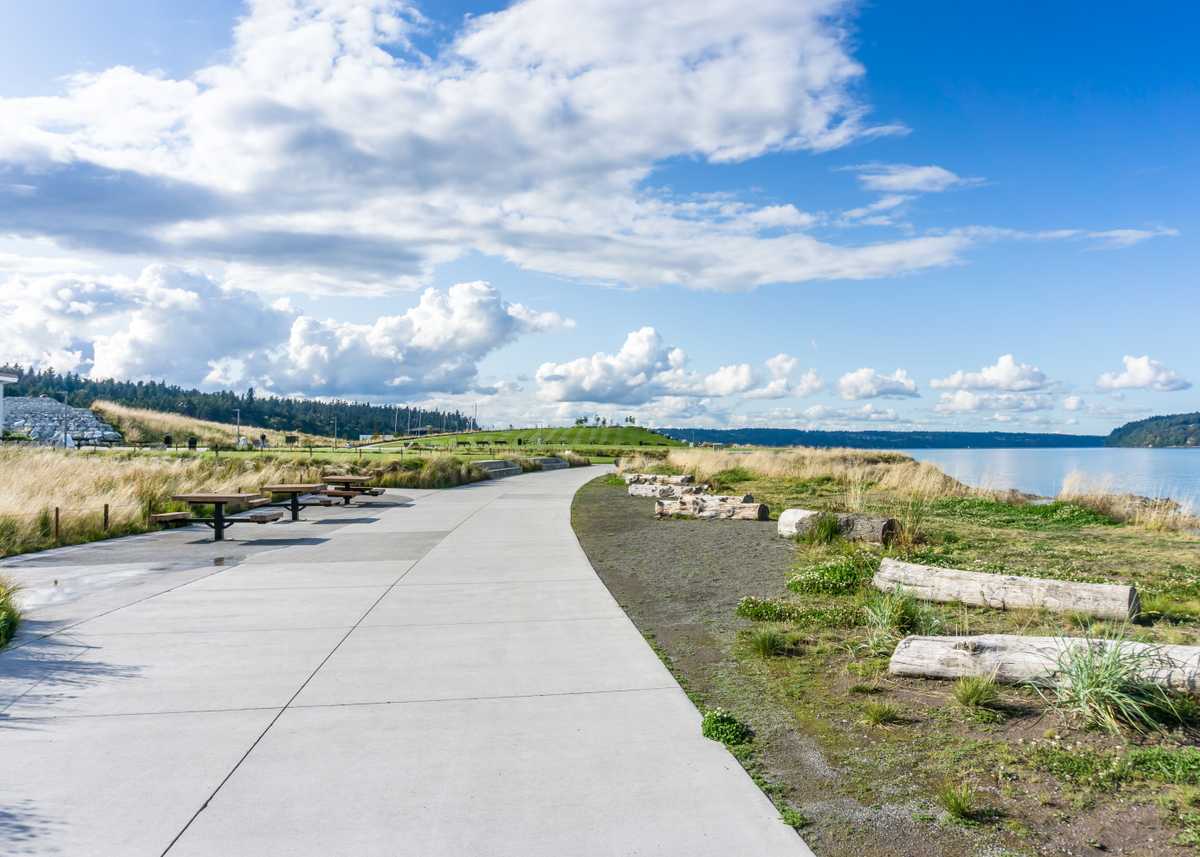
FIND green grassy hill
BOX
[372,425,683,451]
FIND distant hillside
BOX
[1106,412,1200,448]
[375,425,683,449]
[659,428,1106,449]
[1,366,474,439]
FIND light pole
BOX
[0,372,16,442]
[333,416,338,450]
[62,390,70,448]
[234,408,241,447]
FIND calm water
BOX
[901,447,1200,505]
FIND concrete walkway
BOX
[0,467,812,856]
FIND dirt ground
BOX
[571,476,1194,857]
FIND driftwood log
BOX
[624,473,694,486]
[777,508,898,545]
[656,494,768,521]
[628,483,707,499]
[874,558,1139,621]
[889,634,1200,695]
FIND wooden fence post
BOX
[54,506,60,543]
[103,503,109,531]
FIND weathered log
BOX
[777,508,898,545]
[627,483,708,499]
[889,634,1200,695]
[623,473,694,486]
[874,558,1139,621]
[655,494,768,521]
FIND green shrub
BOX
[701,708,753,745]
[953,675,1001,710]
[788,550,878,595]
[709,467,754,492]
[1046,636,1187,734]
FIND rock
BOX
[1,397,122,445]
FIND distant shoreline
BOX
[658,428,1107,450]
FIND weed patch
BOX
[787,549,878,595]
[701,708,753,745]
[931,497,1115,530]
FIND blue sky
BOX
[1,0,1195,433]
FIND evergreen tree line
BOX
[1,366,476,438]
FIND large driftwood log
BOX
[656,494,768,521]
[623,473,694,486]
[628,483,707,499]
[777,508,898,545]
[889,634,1200,695]
[874,558,1139,621]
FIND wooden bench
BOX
[365,487,385,496]
[246,497,272,509]
[150,512,190,527]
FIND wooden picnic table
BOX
[171,493,265,542]
[322,475,374,505]
[262,483,327,521]
[323,475,372,484]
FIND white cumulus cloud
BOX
[836,367,919,400]
[930,354,1049,392]
[1096,355,1191,392]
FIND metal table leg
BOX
[289,492,300,522]
[213,502,226,541]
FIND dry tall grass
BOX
[92,400,334,447]
[0,447,323,557]
[1058,471,1199,531]
[630,447,969,499]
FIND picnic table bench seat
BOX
[150,512,190,526]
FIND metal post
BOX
[234,408,241,447]
[290,492,300,522]
[54,506,60,543]
[213,503,226,542]
[103,503,109,531]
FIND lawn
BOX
[369,424,683,452]
[573,449,1200,856]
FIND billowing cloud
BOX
[535,330,821,408]
[836,367,919,400]
[0,265,568,397]
[0,0,1166,298]
[933,390,1054,413]
[1096,355,1192,392]
[743,353,824,400]
[930,354,1049,392]
[1062,395,1084,411]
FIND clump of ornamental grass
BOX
[937,782,980,822]
[0,576,20,647]
[1044,634,1187,735]
[953,675,1001,711]
[747,628,792,658]
[861,700,905,726]
[798,512,842,546]
[862,588,943,654]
